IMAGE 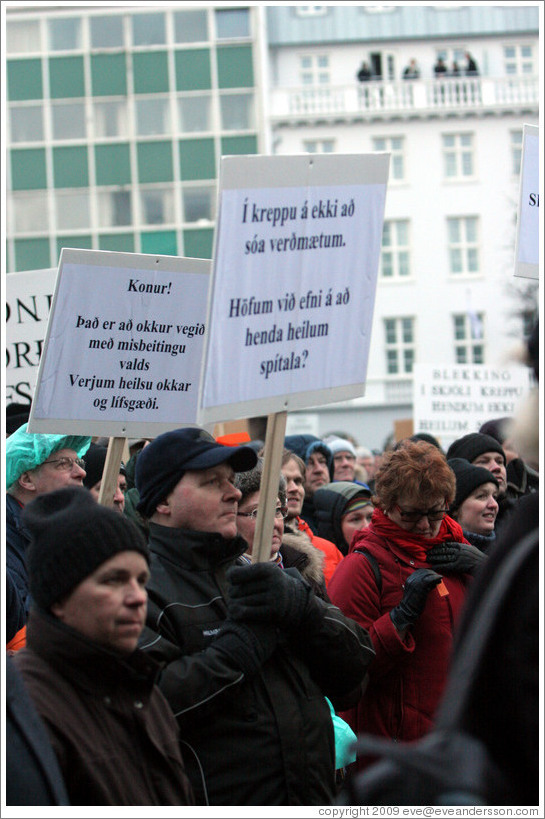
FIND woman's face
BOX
[341,504,373,548]
[456,482,498,535]
[236,491,284,561]
[387,492,448,538]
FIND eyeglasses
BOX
[237,506,288,520]
[42,457,86,472]
[395,504,448,523]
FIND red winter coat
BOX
[328,511,469,754]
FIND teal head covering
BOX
[6,423,91,489]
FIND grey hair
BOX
[234,457,286,506]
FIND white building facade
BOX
[265,5,539,449]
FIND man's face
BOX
[305,451,330,498]
[472,451,507,495]
[281,458,305,519]
[89,473,127,513]
[157,462,241,537]
[51,551,149,656]
[333,450,356,481]
[26,448,86,495]
[236,491,284,560]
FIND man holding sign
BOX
[135,426,374,806]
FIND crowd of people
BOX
[356,52,479,83]
[5,323,539,807]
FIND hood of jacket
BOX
[313,481,372,553]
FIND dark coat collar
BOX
[148,522,247,570]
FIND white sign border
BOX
[28,247,211,438]
[197,153,389,426]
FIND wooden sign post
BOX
[97,436,126,509]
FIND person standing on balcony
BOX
[356,60,372,82]
[402,59,420,79]
[433,56,447,76]
[465,52,479,76]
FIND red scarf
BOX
[371,508,466,563]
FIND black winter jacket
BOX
[139,523,375,806]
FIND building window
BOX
[510,129,523,175]
[295,6,328,15]
[384,317,415,374]
[55,190,91,230]
[178,95,212,133]
[447,217,479,275]
[215,8,250,39]
[10,105,44,143]
[381,220,410,279]
[131,12,166,46]
[442,133,474,179]
[372,136,405,180]
[90,15,124,49]
[140,188,174,225]
[303,139,335,153]
[48,18,81,51]
[97,191,132,227]
[51,102,86,141]
[300,54,329,85]
[504,44,535,75]
[182,185,216,223]
[453,313,484,364]
[7,20,42,53]
[12,191,50,233]
[135,97,171,136]
[220,93,254,131]
[174,10,208,43]
[93,101,128,138]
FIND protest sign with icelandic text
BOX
[198,153,389,425]
[28,249,210,438]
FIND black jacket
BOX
[139,524,375,806]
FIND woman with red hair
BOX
[328,440,482,767]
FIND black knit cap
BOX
[448,458,499,514]
[24,487,149,611]
[135,426,258,519]
[446,432,506,465]
[82,443,126,490]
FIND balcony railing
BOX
[270,75,539,122]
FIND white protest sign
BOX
[514,123,539,279]
[5,267,57,406]
[28,248,210,437]
[412,363,532,449]
[198,153,389,425]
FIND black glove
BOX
[427,541,487,575]
[390,568,443,632]
[214,619,278,676]
[227,563,315,628]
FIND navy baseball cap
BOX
[135,427,257,518]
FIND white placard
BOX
[28,248,210,437]
[412,363,532,450]
[5,267,57,406]
[514,123,539,279]
[198,153,389,425]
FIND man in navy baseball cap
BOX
[135,426,373,805]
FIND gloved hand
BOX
[427,541,487,575]
[227,563,314,628]
[389,568,443,632]
[214,619,278,676]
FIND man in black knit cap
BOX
[13,486,194,807]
